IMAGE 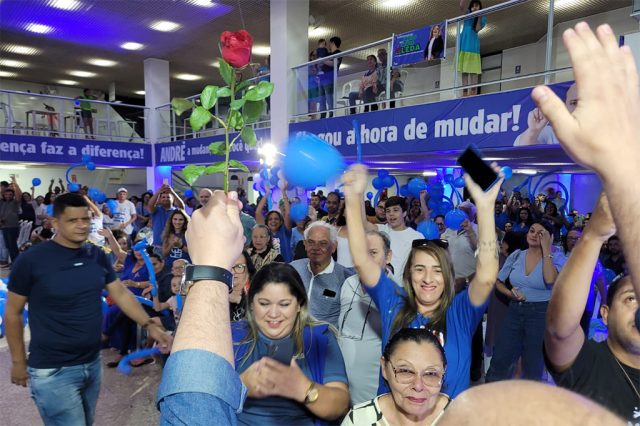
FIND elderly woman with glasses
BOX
[229,250,257,321]
[342,328,450,425]
[343,164,503,398]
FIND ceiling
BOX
[0,0,628,101]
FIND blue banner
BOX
[0,134,151,167]
[392,21,447,66]
[155,128,271,166]
[290,82,572,158]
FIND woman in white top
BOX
[342,328,451,426]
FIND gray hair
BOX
[304,220,337,242]
[366,230,391,257]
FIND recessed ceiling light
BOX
[0,71,18,78]
[3,44,41,55]
[134,90,146,95]
[0,59,28,68]
[210,61,220,68]
[422,171,438,177]
[150,20,181,32]
[68,70,96,77]
[48,0,83,11]
[252,45,270,56]
[86,58,117,67]
[483,157,509,161]
[25,23,54,34]
[309,26,330,38]
[56,79,78,85]
[175,73,201,81]
[379,0,415,9]
[120,42,144,50]
[186,0,216,7]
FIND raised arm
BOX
[168,186,186,210]
[11,176,22,199]
[255,188,269,225]
[280,183,292,231]
[83,195,102,219]
[99,227,127,263]
[146,185,166,214]
[465,169,504,306]
[414,190,431,224]
[58,178,65,193]
[544,193,615,370]
[343,164,382,287]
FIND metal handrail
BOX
[0,89,148,109]
[292,37,393,69]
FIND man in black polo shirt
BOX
[544,193,639,423]
[5,193,172,425]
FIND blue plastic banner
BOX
[392,21,447,66]
[289,82,573,159]
[0,134,151,167]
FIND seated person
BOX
[348,55,380,115]
[343,328,451,425]
[30,218,54,243]
[233,262,349,425]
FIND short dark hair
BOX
[383,328,446,368]
[385,196,407,212]
[606,274,630,307]
[329,36,341,48]
[366,54,377,63]
[434,214,445,221]
[53,193,88,218]
[327,191,340,201]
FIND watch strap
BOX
[184,265,233,292]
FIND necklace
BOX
[613,355,640,401]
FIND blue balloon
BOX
[107,199,118,215]
[271,166,281,178]
[453,177,465,188]
[283,133,346,189]
[86,161,96,171]
[46,204,53,216]
[82,154,91,164]
[68,183,80,192]
[269,175,279,187]
[94,191,106,203]
[444,174,454,184]
[366,191,373,201]
[372,177,384,190]
[32,177,41,187]
[260,169,269,180]
[184,189,193,198]
[445,209,467,230]
[88,187,100,199]
[382,175,394,188]
[407,178,427,198]
[417,221,440,240]
[290,203,308,223]
[501,166,513,180]
[0,298,5,336]
[399,184,409,197]
[378,169,389,178]
[440,200,453,213]
[427,200,440,210]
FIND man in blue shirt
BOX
[157,190,248,424]
[147,184,185,246]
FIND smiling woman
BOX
[231,263,350,425]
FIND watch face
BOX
[307,387,319,403]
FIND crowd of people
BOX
[2,21,639,426]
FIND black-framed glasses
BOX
[412,239,449,250]
[388,361,444,387]
[232,263,247,273]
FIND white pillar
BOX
[270,0,309,152]
[144,58,171,189]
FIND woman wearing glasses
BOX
[232,263,349,425]
[343,164,503,398]
[230,250,256,321]
[342,328,450,425]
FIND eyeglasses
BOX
[232,263,247,273]
[412,239,449,250]
[388,361,444,387]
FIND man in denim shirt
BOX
[157,190,248,424]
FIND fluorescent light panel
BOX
[25,23,54,34]
[175,73,201,81]
[252,45,271,56]
[56,79,78,85]
[0,71,18,78]
[3,44,41,55]
[150,20,181,32]
[120,42,144,50]
[186,0,216,7]
[134,90,146,95]
[48,0,83,11]
[86,58,117,67]
[68,70,96,77]
[0,59,28,68]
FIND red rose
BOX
[220,30,253,69]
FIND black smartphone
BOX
[456,145,499,191]
[266,339,295,365]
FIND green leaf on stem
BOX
[182,165,206,185]
[219,58,234,86]
[228,109,244,130]
[229,160,250,172]
[205,161,226,175]
[242,100,263,123]
[244,81,274,102]
[189,106,212,132]
[171,97,196,116]
[208,141,226,155]
[217,87,232,98]
[230,98,246,110]
[200,85,219,110]
[235,79,254,93]
[240,126,257,147]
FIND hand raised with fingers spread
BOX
[531,23,640,176]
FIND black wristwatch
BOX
[180,264,233,295]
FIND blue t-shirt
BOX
[495,212,509,230]
[498,249,563,302]
[512,222,530,234]
[367,272,486,398]
[151,206,175,246]
[234,328,347,425]
[274,226,293,263]
[9,240,117,368]
[121,254,150,297]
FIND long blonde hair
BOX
[391,244,456,336]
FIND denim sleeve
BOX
[157,349,247,425]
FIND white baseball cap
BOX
[117,187,128,193]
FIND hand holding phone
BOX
[456,145,499,191]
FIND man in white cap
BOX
[114,188,137,236]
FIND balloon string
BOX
[65,163,82,184]
[352,119,362,163]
